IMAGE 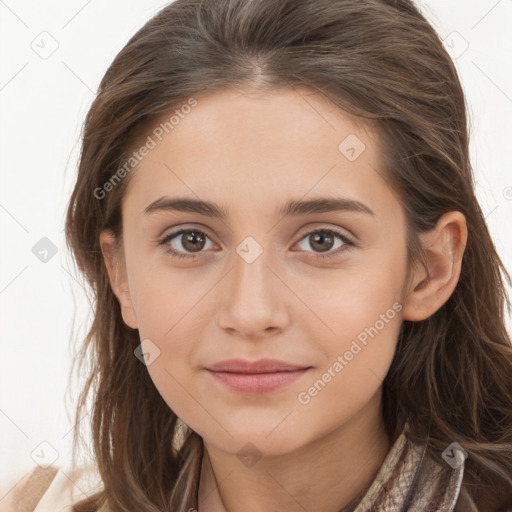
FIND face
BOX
[103,86,411,457]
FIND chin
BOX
[199,420,316,458]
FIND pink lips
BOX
[205,358,311,394]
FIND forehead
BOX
[121,86,399,221]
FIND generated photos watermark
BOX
[297,301,402,405]
[93,97,198,200]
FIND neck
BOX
[197,389,390,512]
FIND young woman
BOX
[12,0,512,510]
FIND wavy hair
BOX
[64,0,512,510]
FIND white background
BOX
[1,0,511,499]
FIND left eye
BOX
[294,229,353,256]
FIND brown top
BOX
[7,464,104,512]
[8,466,59,512]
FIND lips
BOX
[206,358,310,373]
[204,358,312,394]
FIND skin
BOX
[100,86,467,512]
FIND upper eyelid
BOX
[296,225,354,241]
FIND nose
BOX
[216,242,291,340]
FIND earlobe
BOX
[402,211,467,322]
[99,230,139,330]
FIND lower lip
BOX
[206,368,310,394]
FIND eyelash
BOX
[157,227,355,262]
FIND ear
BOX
[99,229,139,329]
[402,211,467,322]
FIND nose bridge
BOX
[216,233,289,336]
[231,234,276,304]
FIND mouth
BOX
[204,358,312,394]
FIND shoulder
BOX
[7,464,104,512]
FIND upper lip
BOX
[206,358,311,374]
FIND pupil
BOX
[312,232,333,252]
[184,231,205,252]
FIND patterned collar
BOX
[341,421,465,512]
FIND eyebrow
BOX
[143,196,374,218]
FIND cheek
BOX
[130,260,214,339]
[131,272,215,410]
[294,304,402,444]
[294,243,406,398]
[141,308,209,426]
[295,249,406,347]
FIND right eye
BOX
[158,228,217,260]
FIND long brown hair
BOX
[64,0,512,510]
